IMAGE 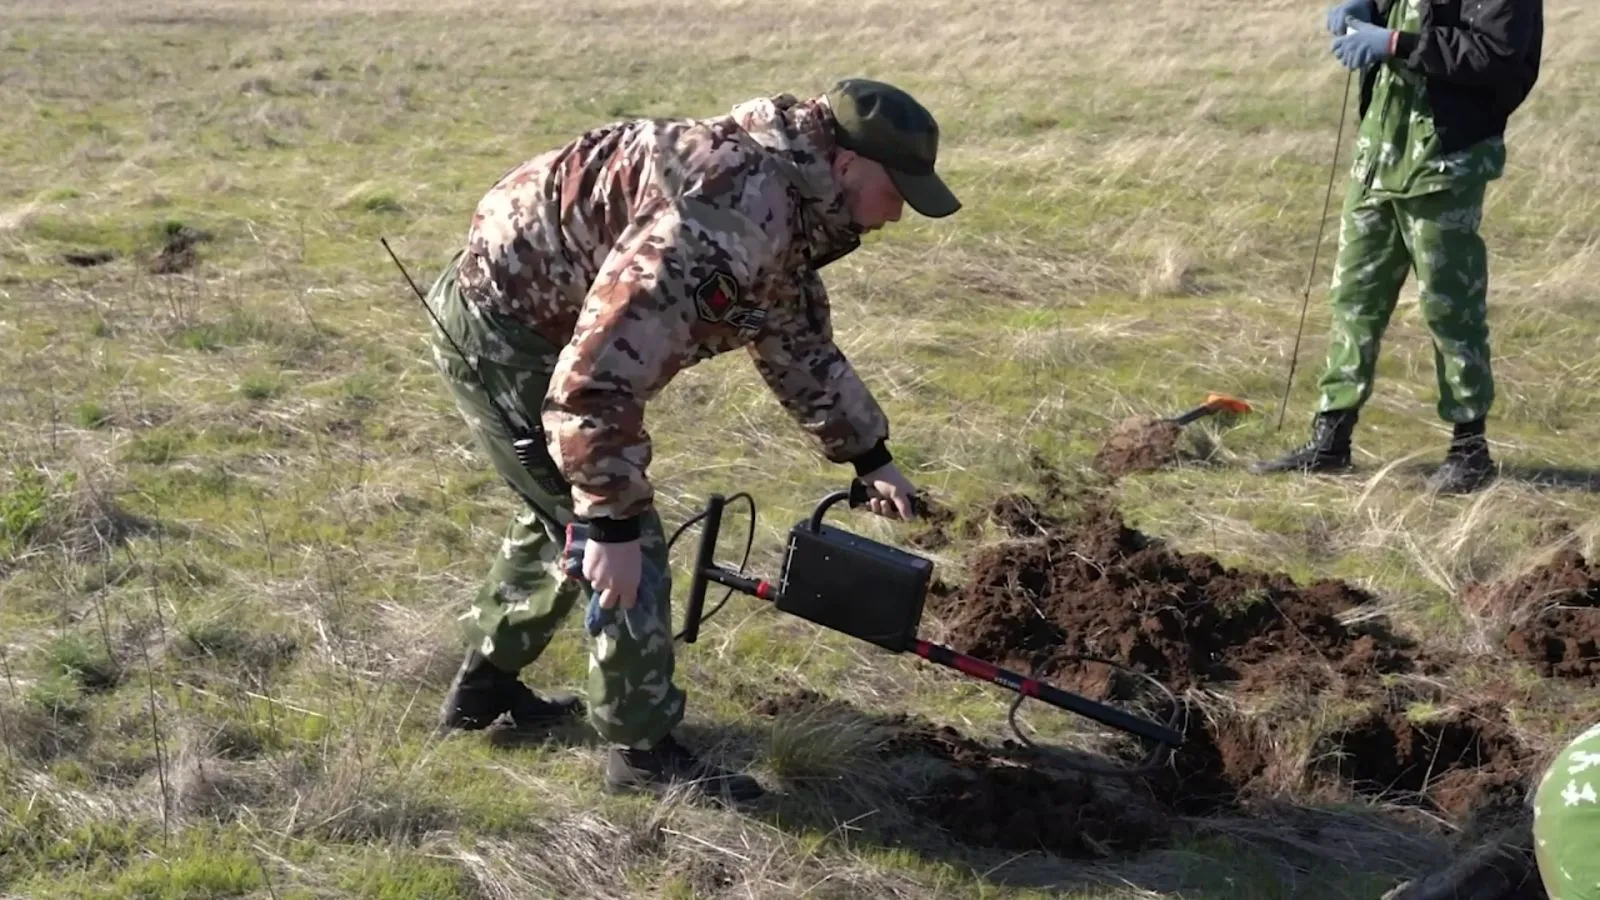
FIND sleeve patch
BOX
[695,269,767,330]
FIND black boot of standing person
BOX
[1250,410,1358,474]
[1426,418,1495,494]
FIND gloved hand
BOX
[1326,0,1375,35]
[1331,18,1395,69]
[856,461,920,520]
[561,525,665,641]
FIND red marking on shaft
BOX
[756,580,771,600]
[953,654,997,681]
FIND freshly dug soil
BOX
[1147,701,1276,815]
[753,688,1171,859]
[1318,701,1537,824]
[936,497,1420,696]
[912,757,1168,859]
[748,492,1563,866]
[1092,417,1185,478]
[920,495,1531,822]
[1489,549,1600,683]
[150,223,208,275]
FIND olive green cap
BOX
[825,78,960,219]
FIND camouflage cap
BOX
[825,78,960,219]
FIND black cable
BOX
[1002,654,1185,778]
[665,491,757,643]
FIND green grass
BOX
[2,0,1598,897]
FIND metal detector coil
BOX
[682,487,1186,750]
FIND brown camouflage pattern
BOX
[458,93,890,523]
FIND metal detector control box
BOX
[680,486,1187,750]
[776,520,933,653]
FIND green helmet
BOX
[825,78,961,219]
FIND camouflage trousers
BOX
[1314,178,1495,423]
[423,249,686,749]
[1533,720,1600,900]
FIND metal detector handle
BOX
[682,493,726,644]
[914,640,1186,747]
[845,480,931,519]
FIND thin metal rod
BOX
[1277,69,1355,430]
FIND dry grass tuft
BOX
[165,722,271,824]
[277,744,456,845]
[765,701,896,789]
[447,812,669,900]
[1,461,154,573]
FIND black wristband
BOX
[1393,30,1419,61]
[584,515,642,543]
[848,440,893,477]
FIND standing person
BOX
[1253,0,1542,493]
[424,78,959,801]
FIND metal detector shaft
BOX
[912,639,1186,747]
[681,493,778,644]
[682,494,723,644]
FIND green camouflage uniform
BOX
[1315,0,1505,424]
[425,93,897,749]
[1534,721,1600,900]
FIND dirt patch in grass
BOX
[1092,416,1186,478]
[1478,549,1600,684]
[936,496,1423,697]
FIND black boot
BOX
[1249,410,1358,474]
[1427,419,1495,494]
[604,733,765,803]
[437,650,582,733]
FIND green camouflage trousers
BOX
[1534,721,1600,900]
[1314,178,1495,423]
[423,250,686,749]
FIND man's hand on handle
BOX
[857,461,920,521]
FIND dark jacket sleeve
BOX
[1393,0,1540,87]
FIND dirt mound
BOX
[1148,702,1276,815]
[918,495,1542,822]
[1319,702,1536,824]
[751,679,1539,863]
[900,495,976,553]
[747,492,1562,866]
[150,223,209,275]
[936,498,1420,696]
[1485,549,1600,683]
[753,689,1171,859]
[1092,416,1185,478]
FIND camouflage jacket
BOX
[458,94,892,539]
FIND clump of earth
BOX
[1091,416,1186,478]
[749,492,1558,871]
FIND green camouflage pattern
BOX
[458,92,892,527]
[1315,178,1494,423]
[1534,721,1600,900]
[1315,0,1507,427]
[1351,0,1506,200]
[424,252,684,748]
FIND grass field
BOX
[3,0,1599,897]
